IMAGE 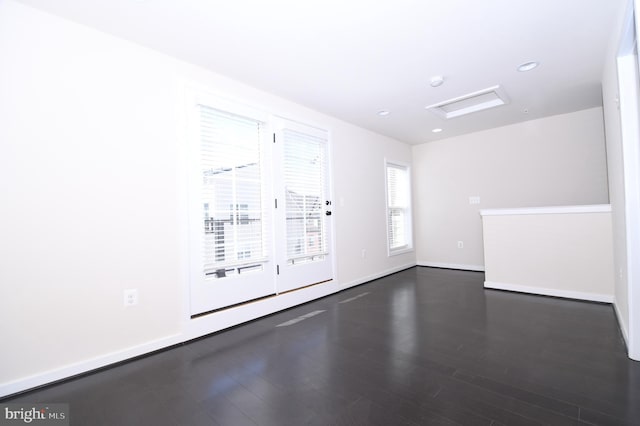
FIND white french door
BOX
[273,119,334,293]
[189,101,275,316]
[188,98,333,316]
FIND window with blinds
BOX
[386,161,413,253]
[283,129,328,265]
[199,105,267,278]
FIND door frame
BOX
[616,0,640,361]
[186,90,277,316]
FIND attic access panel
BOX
[426,85,509,119]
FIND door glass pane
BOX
[283,129,327,265]
[199,105,266,278]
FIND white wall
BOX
[412,108,610,270]
[0,0,414,395]
[481,206,614,303]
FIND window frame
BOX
[384,159,414,256]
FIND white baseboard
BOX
[2,286,345,398]
[417,261,484,272]
[1,264,418,398]
[1,283,345,398]
[613,300,630,347]
[0,333,182,399]
[340,263,416,290]
[484,281,614,303]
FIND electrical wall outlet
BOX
[123,289,138,307]
[457,241,464,249]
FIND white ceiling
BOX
[17,0,627,145]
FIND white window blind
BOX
[199,105,267,278]
[283,129,328,265]
[386,162,412,252]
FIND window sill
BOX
[388,247,414,257]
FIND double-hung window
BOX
[385,161,413,255]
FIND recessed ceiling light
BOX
[377,110,390,116]
[517,61,539,72]
[430,76,445,87]
[432,128,443,133]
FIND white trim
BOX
[177,80,194,337]
[1,284,344,398]
[182,80,271,123]
[479,204,612,217]
[2,264,418,397]
[339,263,416,290]
[0,334,182,398]
[417,261,485,272]
[388,247,414,257]
[484,281,614,304]
[614,298,630,346]
[618,1,640,361]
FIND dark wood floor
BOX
[4,267,639,425]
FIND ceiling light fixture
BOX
[430,76,445,87]
[377,110,390,116]
[432,128,443,133]
[426,85,509,119]
[517,61,539,72]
